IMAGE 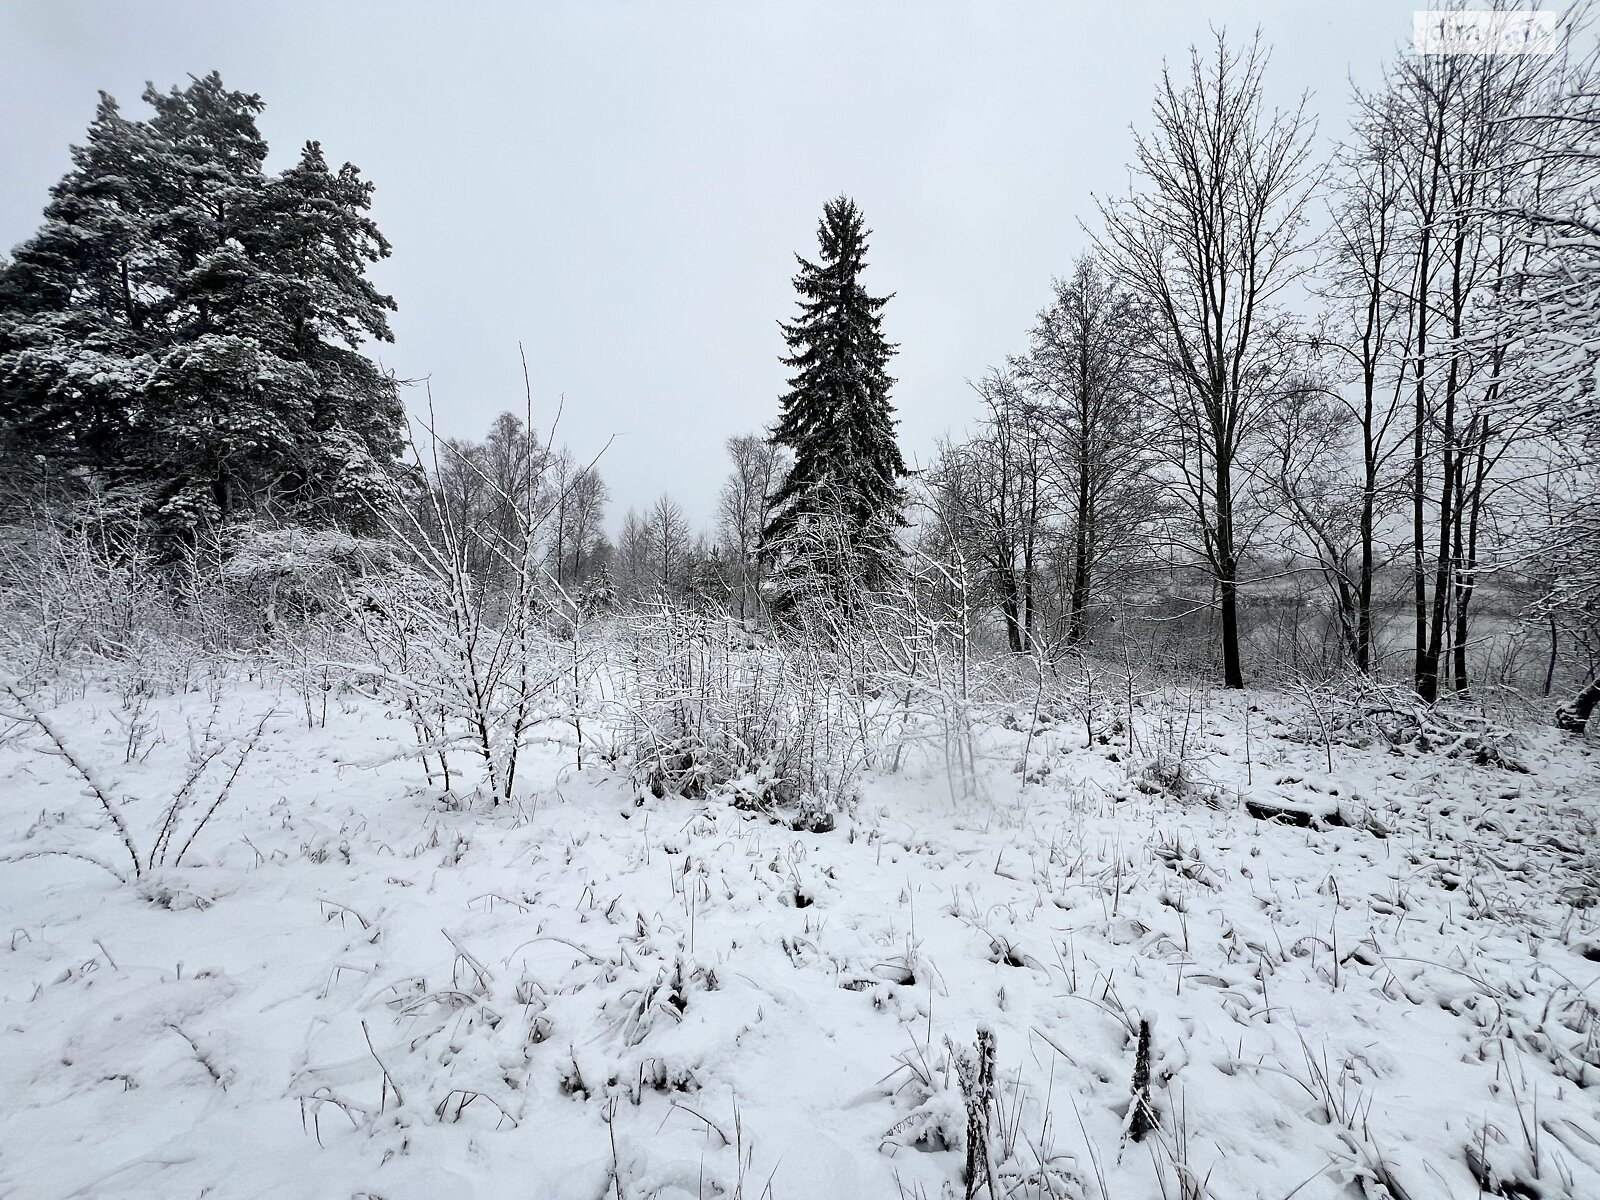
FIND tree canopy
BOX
[0,72,403,532]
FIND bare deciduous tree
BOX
[648,493,690,598]
[718,434,787,622]
[1493,50,1600,727]
[1372,35,1564,698]
[556,464,609,587]
[1017,256,1154,648]
[1315,101,1416,673]
[929,370,1048,654]
[1094,30,1318,688]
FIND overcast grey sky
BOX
[1,1,1421,533]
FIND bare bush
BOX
[0,678,274,882]
[609,602,867,831]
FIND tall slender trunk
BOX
[1215,448,1243,689]
[1357,469,1375,673]
[1067,441,1092,646]
[1022,468,1038,651]
[1356,356,1382,678]
[1451,423,1489,694]
[1447,451,1466,692]
[1420,228,1470,704]
[1412,229,1432,695]
[1418,400,1454,703]
[554,495,566,588]
[1085,511,1098,633]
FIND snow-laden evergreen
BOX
[763,196,907,612]
[0,74,401,530]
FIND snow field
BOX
[2,679,1598,1200]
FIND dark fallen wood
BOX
[1244,799,1348,829]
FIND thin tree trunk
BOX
[1451,421,1490,695]
[1419,348,1461,703]
[1068,328,1093,648]
[1412,230,1432,695]
[1022,463,1038,650]
[1357,359,1378,673]
[1068,452,1092,646]
[1216,445,1244,689]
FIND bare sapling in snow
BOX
[352,378,612,805]
[0,677,274,884]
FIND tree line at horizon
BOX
[2,16,1598,726]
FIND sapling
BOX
[0,677,274,881]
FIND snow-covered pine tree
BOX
[0,92,161,484]
[255,140,404,524]
[0,74,401,533]
[762,196,906,613]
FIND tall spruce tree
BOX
[0,73,401,532]
[763,196,906,610]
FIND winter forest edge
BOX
[3,11,1600,1200]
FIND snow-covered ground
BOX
[2,677,1598,1199]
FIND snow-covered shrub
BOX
[1132,750,1196,799]
[612,602,867,829]
[339,410,637,804]
[216,523,399,633]
[0,501,402,706]
[1313,674,1533,769]
[0,678,274,882]
[0,502,185,677]
[345,560,576,803]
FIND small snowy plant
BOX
[0,677,273,885]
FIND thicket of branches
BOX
[923,19,1600,718]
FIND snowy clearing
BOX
[3,680,1597,1200]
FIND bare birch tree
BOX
[718,434,787,622]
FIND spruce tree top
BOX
[763,196,906,604]
[766,197,904,534]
